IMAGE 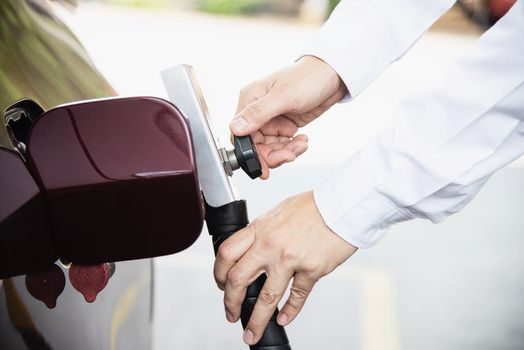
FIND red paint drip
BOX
[25,264,66,309]
[69,263,110,303]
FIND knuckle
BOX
[223,296,237,310]
[289,286,309,304]
[258,288,277,305]
[227,268,244,287]
[279,247,298,265]
[215,278,225,291]
[217,243,234,262]
[260,236,275,251]
[306,270,322,281]
[260,232,284,252]
[284,284,312,315]
[248,316,262,329]
[284,301,299,314]
[302,259,321,275]
[249,308,270,328]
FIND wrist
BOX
[298,55,347,97]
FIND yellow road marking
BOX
[110,273,149,350]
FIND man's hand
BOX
[230,56,347,179]
[214,191,357,345]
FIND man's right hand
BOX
[230,55,347,179]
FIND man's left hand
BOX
[214,191,357,345]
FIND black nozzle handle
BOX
[206,200,291,350]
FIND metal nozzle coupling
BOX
[220,135,262,179]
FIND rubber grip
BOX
[205,200,291,350]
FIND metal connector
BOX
[219,147,240,176]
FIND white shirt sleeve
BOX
[313,0,524,248]
[307,0,457,97]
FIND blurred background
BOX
[2,0,523,349]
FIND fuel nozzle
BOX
[220,135,262,179]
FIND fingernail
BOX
[277,312,288,325]
[226,311,234,323]
[243,329,255,344]
[230,117,248,132]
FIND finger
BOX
[259,115,299,138]
[254,145,273,180]
[255,136,307,173]
[281,134,308,158]
[259,134,307,151]
[259,155,270,180]
[231,90,290,136]
[265,149,296,168]
[259,135,292,146]
[264,134,308,168]
[291,133,308,144]
[247,117,297,146]
[223,251,266,323]
[276,273,316,326]
[244,271,293,345]
[255,134,307,178]
[251,130,265,144]
[214,227,255,290]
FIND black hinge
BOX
[2,98,45,159]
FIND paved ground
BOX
[57,3,524,349]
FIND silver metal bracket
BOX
[161,64,241,208]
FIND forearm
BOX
[315,0,524,248]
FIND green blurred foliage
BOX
[101,0,172,7]
[0,0,114,112]
[196,0,265,15]
[102,0,303,16]
[102,0,264,13]
[328,0,341,15]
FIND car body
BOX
[0,1,155,349]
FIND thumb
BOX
[230,91,289,136]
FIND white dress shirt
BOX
[309,0,524,248]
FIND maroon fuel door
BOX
[26,97,204,264]
[0,147,55,278]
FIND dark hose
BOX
[205,200,291,350]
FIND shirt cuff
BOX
[313,152,413,248]
[304,0,390,98]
